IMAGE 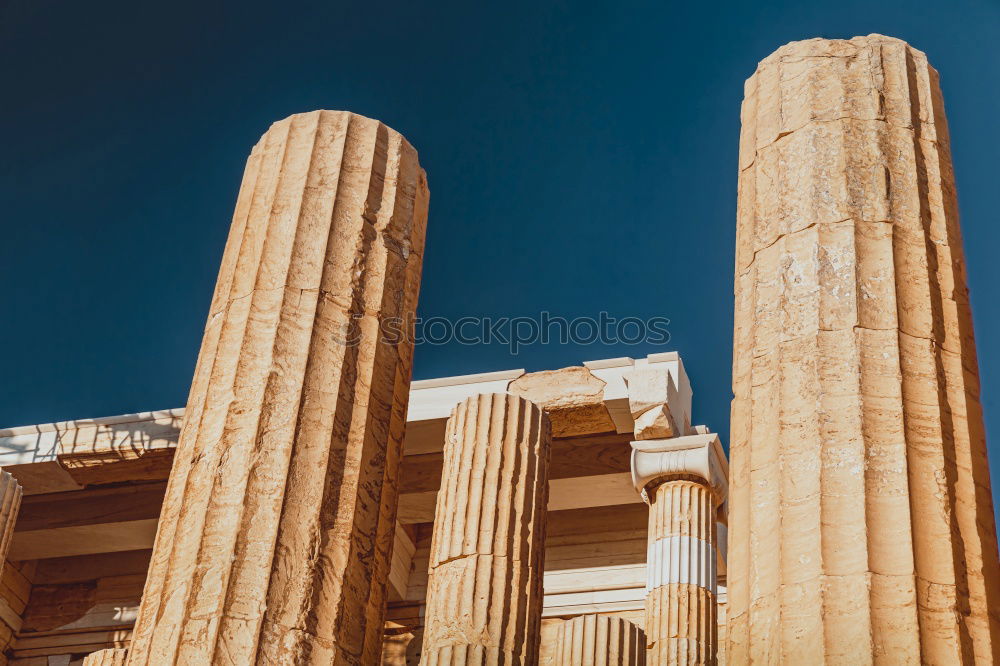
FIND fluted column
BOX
[0,471,22,566]
[730,35,1000,663]
[126,111,429,665]
[83,649,128,665]
[420,393,551,665]
[632,434,727,665]
[555,614,647,665]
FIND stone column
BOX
[0,471,22,565]
[555,614,647,665]
[420,393,551,665]
[730,35,1000,663]
[632,434,727,665]
[125,110,429,665]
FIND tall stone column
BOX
[420,393,551,665]
[122,110,429,665]
[555,614,647,665]
[730,35,1000,663]
[632,434,727,665]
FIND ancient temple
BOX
[0,34,996,665]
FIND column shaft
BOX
[730,35,1000,663]
[127,110,429,665]
[420,393,551,665]
[646,480,717,665]
[555,614,647,666]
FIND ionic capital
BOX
[630,433,728,505]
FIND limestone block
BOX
[631,406,673,441]
[126,111,429,665]
[83,649,128,665]
[508,366,615,436]
[623,366,682,440]
[420,393,551,664]
[554,614,646,665]
[730,34,1000,663]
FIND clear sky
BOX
[2,1,999,507]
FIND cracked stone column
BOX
[729,35,1000,663]
[632,434,727,665]
[123,110,429,665]
[555,614,647,665]
[420,393,551,665]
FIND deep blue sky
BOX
[2,0,999,502]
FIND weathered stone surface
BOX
[508,366,616,437]
[420,393,551,664]
[631,405,674,441]
[83,648,128,665]
[623,366,679,440]
[554,614,646,665]
[127,110,429,665]
[730,35,1000,663]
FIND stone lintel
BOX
[508,366,617,437]
[1,354,696,491]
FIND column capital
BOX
[631,433,728,505]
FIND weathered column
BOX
[420,393,551,664]
[730,35,1000,663]
[0,471,22,565]
[555,614,647,665]
[124,110,429,665]
[632,434,727,665]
